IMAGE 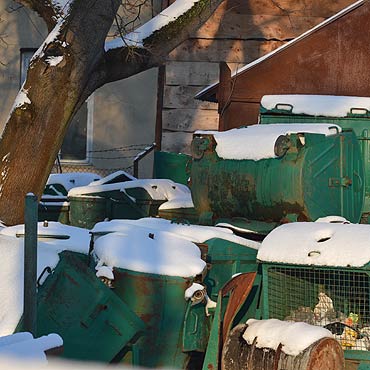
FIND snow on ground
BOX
[261,95,370,117]
[94,229,206,277]
[243,319,333,356]
[0,222,90,336]
[257,222,370,267]
[91,217,260,249]
[46,173,101,194]
[196,124,341,161]
[69,179,194,210]
[0,333,62,363]
[106,0,201,49]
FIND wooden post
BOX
[155,65,166,151]
[218,62,232,131]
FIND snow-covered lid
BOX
[243,319,333,356]
[88,170,136,186]
[261,95,370,117]
[257,222,370,267]
[91,218,260,250]
[196,124,341,161]
[46,172,101,192]
[69,178,194,209]
[93,229,206,277]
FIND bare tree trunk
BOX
[0,0,223,225]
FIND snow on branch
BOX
[105,0,207,50]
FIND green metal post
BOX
[24,193,38,335]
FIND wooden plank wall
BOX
[161,0,354,154]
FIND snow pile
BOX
[0,222,90,336]
[0,332,62,363]
[93,229,206,277]
[257,222,370,267]
[197,124,341,161]
[69,179,194,210]
[261,95,370,117]
[106,0,201,49]
[91,217,260,250]
[46,172,101,194]
[243,319,333,356]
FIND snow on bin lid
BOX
[261,95,370,117]
[197,124,341,161]
[47,172,101,193]
[93,228,206,277]
[257,222,370,267]
[243,319,332,356]
[91,217,260,250]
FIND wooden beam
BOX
[218,62,231,131]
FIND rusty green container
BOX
[154,151,191,185]
[38,199,70,224]
[260,97,370,221]
[113,268,193,368]
[190,130,364,224]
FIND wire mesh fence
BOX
[265,266,370,351]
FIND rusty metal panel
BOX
[201,2,370,130]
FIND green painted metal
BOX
[69,188,164,229]
[35,252,145,362]
[154,151,191,185]
[38,201,70,224]
[158,207,199,224]
[191,130,364,223]
[24,194,38,335]
[113,267,193,368]
[260,105,370,219]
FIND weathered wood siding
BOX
[161,0,355,154]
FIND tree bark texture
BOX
[0,0,223,225]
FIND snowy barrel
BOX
[190,125,364,223]
[222,322,344,370]
[93,229,206,368]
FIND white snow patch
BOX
[89,170,136,186]
[47,172,101,193]
[197,124,341,161]
[184,283,204,299]
[13,89,31,110]
[106,0,201,49]
[91,218,260,250]
[95,265,114,280]
[93,229,206,277]
[0,222,90,335]
[243,319,333,356]
[195,1,364,99]
[257,222,370,267]
[45,56,63,67]
[261,95,370,117]
[51,0,71,16]
[0,333,62,363]
[315,215,350,224]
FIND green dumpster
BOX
[190,128,364,224]
[260,94,370,221]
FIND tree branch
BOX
[15,0,58,31]
[100,0,224,84]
